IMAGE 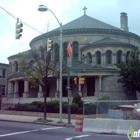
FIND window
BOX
[46,51,51,63]
[0,69,6,78]
[63,42,68,60]
[106,50,112,64]
[82,54,85,63]
[126,51,130,63]
[96,51,101,65]
[87,52,92,64]
[72,41,78,60]
[14,61,18,72]
[40,46,44,59]
[0,85,5,95]
[54,43,59,61]
[117,50,122,64]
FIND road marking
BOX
[64,134,90,140]
[0,127,64,137]
[41,127,64,130]
[0,129,38,137]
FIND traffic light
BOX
[73,77,77,84]
[79,77,85,84]
[15,18,23,39]
[47,38,53,52]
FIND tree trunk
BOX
[43,85,47,120]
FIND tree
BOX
[116,50,140,99]
[19,48,58,119]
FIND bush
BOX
[71,103,79,114]
[30,101,43,109]
[84,103,96,115]
[77,107,83,114]
[62,102,68,113]
[72,93,83,108]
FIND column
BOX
[38,85,43,98]
[14,81,19,98]
[55,78,59,98]
[99,76,102,92]
[92,54,95,65]
[23,80,29,98]
[78,77,82,96]
[113,53,116,64]
[102,54,105,65]
[8,82,12,98]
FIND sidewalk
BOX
[0,110,76,127]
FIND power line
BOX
[0,5,43,34]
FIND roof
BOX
[8,50,31,60]
[63,61,119,73]
[53,15,120,31]
[81,37,136,51]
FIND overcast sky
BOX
[0,0,140,64]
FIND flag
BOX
[67,42,72,57]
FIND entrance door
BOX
[87,77,95,96]
[62,79,67,97]
[18,81,24,97]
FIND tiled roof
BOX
[53,15,120,31]
[81,37,136,51]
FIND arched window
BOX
[117,50,122,64]
[72,41,78,60]
[9,62,12,73]
[96,51,101,65]
[106,50,112,64]
[126,51,130,63]
[14,61,18,72]
[82,54,85,63]
[87,52,92,64]
[46,51,51,63]
[39,46,44,59]
[54,43,59,61]
[63,42,68,60]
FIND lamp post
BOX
[38,5,63,122]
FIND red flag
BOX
[67,42,72,57]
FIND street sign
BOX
[67,57,72,67]
[68,90,72,97]
[70,71,78,76]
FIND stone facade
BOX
[5,12,140,102]
[0,63,9,97]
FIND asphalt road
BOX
[0,121,138,140]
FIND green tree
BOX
[116,50,140,99]
[19,48,58,119]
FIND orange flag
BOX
[67,42,72,57]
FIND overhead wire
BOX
[0,5,43,34]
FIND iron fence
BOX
[83,100,140,120]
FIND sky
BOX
[0,0,140,64]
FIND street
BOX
[0,121,137,140]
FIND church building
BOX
[6,8,140,104]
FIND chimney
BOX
[120,12,129,32]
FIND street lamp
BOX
[38,5,63,122]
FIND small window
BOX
[0,69,6,78]
[87,52,92,64]
[96,51,101,65]
[126,51,130,63]
[117,50,122,64]
[106,50,112,64]
[72,41,78,60]
[54,43,59,61]
[63,42,68,60]
[0,85,5,95]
